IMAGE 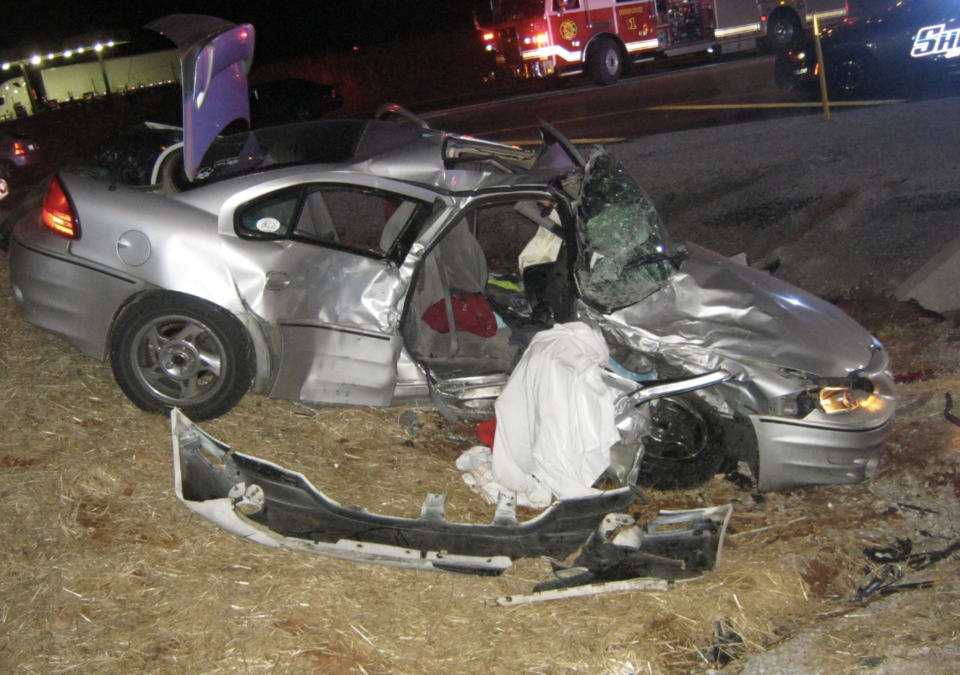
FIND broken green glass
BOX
[577,150,678,310]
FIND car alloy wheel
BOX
[110,293,253,420]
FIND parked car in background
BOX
[249,78,344,126]
[96,123,185,186]
[776,0,960,96]
[97,79,344,185]
[0,131,42,181]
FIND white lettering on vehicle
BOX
[912,24,960,59]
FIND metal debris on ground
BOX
[491,577,670,606]
[851,535,960,605]
[533,505,732,593]
[943,392,960,428]
[707,619,744,667]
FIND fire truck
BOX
[478,0,848,84]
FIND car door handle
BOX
[265,271,291,290]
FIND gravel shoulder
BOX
[612,96,960,674]
[613,95,960,301]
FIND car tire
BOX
[0,160,15,181]
[768,12,803,47]
[827,52,874,98]
[110,293,254,420]
[588,38,623,86]
[635,393,726,490]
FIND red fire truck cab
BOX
[478,0,848,85]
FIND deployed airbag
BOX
[492,322,619,507]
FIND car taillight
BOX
[13,141,25,156]
[42,178,80,239]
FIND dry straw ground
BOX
[1,256,959,674]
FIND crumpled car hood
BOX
[609,243,877,377]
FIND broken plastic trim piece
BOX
[493,577,670,606]
[534,504,733,592]
[171,409,635,575]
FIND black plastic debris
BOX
[944,392,960,428]
[852,536,960,604]
[865,537,960,571]
[533,507,730,592]
[865,538,912,564]
[853,578,935,604]
[707,619,744,667]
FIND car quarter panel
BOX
[58,173,244,313]
[10,239,154,360]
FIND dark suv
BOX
[776,0,960,96]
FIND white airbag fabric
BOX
[490,322,618,507]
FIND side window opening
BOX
[401,197,575,377]
[295,186,427,259]
[236,187,302,238]
[236,184,429,261]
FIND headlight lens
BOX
[770,379,874,418]
[820,386,858,414]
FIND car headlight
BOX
[769,378,875,418]
[819,386,870,414]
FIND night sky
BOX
[1,0,486,63]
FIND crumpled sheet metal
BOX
[222,242,403,333]
[171,409,635,574]
[577,150,677,309]
[602,243,878,379]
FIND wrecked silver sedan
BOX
[8,16,894,493]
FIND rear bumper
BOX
[774,49,817,91]
[9,239,148,359]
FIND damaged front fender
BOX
[171,409,636,575]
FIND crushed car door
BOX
[220,178,435,406]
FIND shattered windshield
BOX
[576,150,679,310]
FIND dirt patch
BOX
[2,258,960,674]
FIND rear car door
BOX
[220,178,434,406]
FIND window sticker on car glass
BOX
[912,25,960,58]
[256,217,282,233]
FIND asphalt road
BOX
[422,54,905,144]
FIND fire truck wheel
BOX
[588,39,623,86]
[768,12,802,47]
